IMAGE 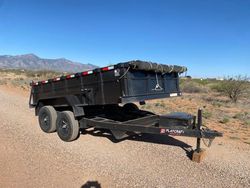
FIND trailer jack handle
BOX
[192,109,208,163]
[196,109,202,152]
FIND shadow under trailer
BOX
[29,61,222,162]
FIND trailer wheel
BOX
[56,111,79,142]
[123,103,139,112]
[38,106,57,133]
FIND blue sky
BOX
[0,0,249,77]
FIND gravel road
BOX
[0,86,249,188]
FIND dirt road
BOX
[0,86,249,188]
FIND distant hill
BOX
[0,54,97,72]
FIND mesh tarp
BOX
[126,60,187,73]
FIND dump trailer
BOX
[29,60,222,160]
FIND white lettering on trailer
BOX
[160,128,184,135]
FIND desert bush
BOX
[141,104,152,110]
[212,75,249,103]
[11,78,28,86]
[24,70,63,80]
[180,80,208,93]
[191,79,209,86]
[1,69,23,75]
[154,100,166,108]
[25,71,37,78]
[210,84,222,93]
[244,120,250,127]
[229,136,240,140]
[211,101,222,107]
[233,112,247,120]
[0,79,7,85]
[220,117,230,124]
[233,112,249,124]
[203,111,212,119]
[202,96,226,106]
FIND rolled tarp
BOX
[127,60,187,73]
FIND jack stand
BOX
[192,109,206,163]
[192,138,206,163]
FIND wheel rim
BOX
[41,113,50,130]
[58,118,71,138]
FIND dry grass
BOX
[0,69,66,90]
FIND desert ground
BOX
[0,71,250,187]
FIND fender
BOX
[35,95,85,117]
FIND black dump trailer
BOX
[29,61,222,159]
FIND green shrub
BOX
[211,75,249,103]
[154,101,166,108]
[233,112,249,123]
[220,117,230,124]
[244,120,250,127]
[192,79,209,86]
[229,136,240,140]
[0,79,7,85]
[203,111,212,119]
[181,81,203,93]
[233,113,244,120]
[211,101,222,107]
[25,70,62,80]
[141,104,152,110]
[210,83,225,93]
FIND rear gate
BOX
[121,70,180,102]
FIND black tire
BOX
[38,106,57,133]
[123,103,139,112]
[56,111,79,142]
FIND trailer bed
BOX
[30,61,187,108]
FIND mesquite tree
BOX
[220,75,249,103]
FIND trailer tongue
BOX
[80,108,222,153]
[29,60,222,162]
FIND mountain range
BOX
[0,54,97,72]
